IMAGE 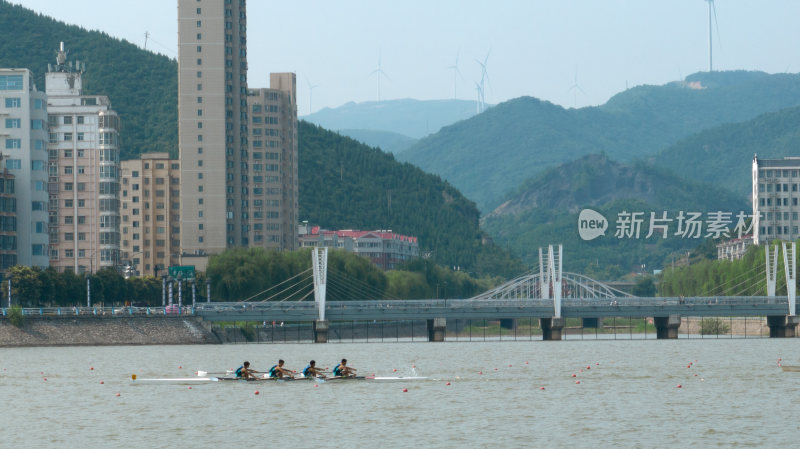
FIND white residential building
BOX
[46,43,122,273]
[752,155,800,245]
[0,69,49,267]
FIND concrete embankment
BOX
[0,316,220,347]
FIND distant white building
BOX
[0,68,49,267]
[716,235,754,261]
[298,224,419,270]
[752,155,800,245]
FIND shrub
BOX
[8,305,24,328]
[700,317,730,335]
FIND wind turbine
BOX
[369,51,390,103]
[306,78,319,115]
[475,50,491,111]
[474,82,484,114]
[447,50,464,99]
[567,67,586,108]
[706,0,721,72]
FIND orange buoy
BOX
[586,366,591,370]
[402,388,408,392]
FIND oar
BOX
[197,370,239,377]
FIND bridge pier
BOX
[653,315,681,339]
[540,317,565,341]
[767,315,799,338]
[427,318,447,342]
[582,317,601,328]
[313,320,329,343]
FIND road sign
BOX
[168,265,195,281]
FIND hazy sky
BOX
[12,0,800,115]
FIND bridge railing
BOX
[1,306,196,317]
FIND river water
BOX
[1,339,798,448]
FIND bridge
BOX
[196,244,800,342]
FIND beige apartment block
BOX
[178,0,248,256]
[46,43,121,274]
[246,73,298,250]
[120,153,180,277]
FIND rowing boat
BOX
[131,374,428,384]
[780,365,800,372]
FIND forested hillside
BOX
[650,106,800,198]
[400,71,800,212]
[482,155,749,278]
[299,122,524,278]
[0,1,178,159]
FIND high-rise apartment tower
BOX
[46,43,122,273]
[178,0,248,255]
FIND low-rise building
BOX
[298,225,419,270]
[716,235,754,261]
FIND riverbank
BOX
[0,316,219,347]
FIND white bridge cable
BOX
[709,267,766,296]
[701,263,770,296]
[326,273,395,301]
[254,276,314,303]
[237,267,313,302]
[326,268,401,300]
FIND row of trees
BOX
[204,247,495,302]
[3,266,207,308]
[659,242,790,297]
[3,248,499,307]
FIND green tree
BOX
[632,277,657,297]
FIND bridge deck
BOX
[196,297,793,322]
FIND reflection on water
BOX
[1,339,797,448]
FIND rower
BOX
[332,358,357,377]
[302,360,326,379]
[268,359,294,378]
[235,361,256,379]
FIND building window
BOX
[64,133,73,141]
[5,118,21,128]
[4,98,21,107]
[196,20,202,27]
[4,139,21,149]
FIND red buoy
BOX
[43,378,47,381]
[178,366,182,369]
[116,393,120,397]
[314,384,319,388]
[676,384,682,388]
[393,369,397,372]
[540,386,545,390]
[254,390,260,395]
[100,381,104,384]
[575,380,580,384]
[446,382,451,386]
[90,367,94,371]
[571,374,577,377]
[402,388,408,392]
[478,371,483,375]
[188,386,192,390]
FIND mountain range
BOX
[398,71,800,212]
